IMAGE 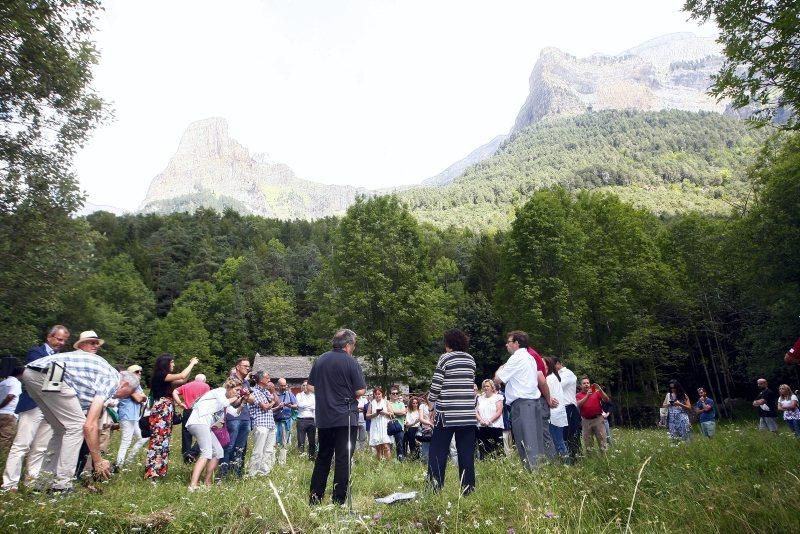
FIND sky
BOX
[74,0,717,211]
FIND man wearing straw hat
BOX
[21,330,140,492]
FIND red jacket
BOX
[786,337,800,365]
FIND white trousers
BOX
[2,407,54,489]
[247,426,276,476]
[116,419,148,465]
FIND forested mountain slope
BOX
[401,110,769,229]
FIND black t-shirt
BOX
[308,349,366,429]
[757,388,778,418]
[150,370,175,400]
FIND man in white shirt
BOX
[0,367,24,452]
[295,380,316,459]
[495,330,552,471]
[555,357,581,462]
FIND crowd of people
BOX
[0,324,798,501]
[655,377,800,441]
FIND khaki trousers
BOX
[0,414,16,450]
[581,416,607,452]
[22,369,87,490]
[2,407,54,489]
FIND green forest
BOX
[402,110,770,229]
[2,126,799,422]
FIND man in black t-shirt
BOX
[753,378,778,432]
[308,329,366,505]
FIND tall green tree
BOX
[152,306,218,382]
[1,0,106,214]
[684,0,800,129]
[56,254,156,367]
[308,196,455,384]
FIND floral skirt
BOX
[144,398,173,479]
[667,408,691,440]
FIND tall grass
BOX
[1,422,798,532]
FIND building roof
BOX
[252,353,380,380]
[252,355,316,379]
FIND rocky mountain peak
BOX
[138,118,362,219]
[510,32,727,135]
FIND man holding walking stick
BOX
[308,329,366,506]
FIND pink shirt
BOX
[176,380,211,409]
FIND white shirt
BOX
[546,374,568,427]
[419,403,432,427]
[558,367,578,406]
[405,409,420,427]
[357,396,368,424]
[296,391,315,419]
[0,376,22,417]
[476,393,505,429]
[186,387,239,427]
[497,348,541,404]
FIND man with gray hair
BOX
[247,370,277,476]
[308,328,366,505]
[21,331,139,492]
[3,325,69,492]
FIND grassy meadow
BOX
[1,422,799,533]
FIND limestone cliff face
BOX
[138,118,362,219]
[510,33,727,134]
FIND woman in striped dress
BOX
[427,329,477,495]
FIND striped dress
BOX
[428,351,477,427]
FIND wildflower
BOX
[545,511,557,518]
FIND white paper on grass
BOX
[375,491,418,504]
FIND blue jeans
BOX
[420,441,430,462]
[699,420,716,438]
[222,418,251,477]
[548,424,568,456]
[393,430,405,460]
[276,419,292,448]
[786,419,800,437]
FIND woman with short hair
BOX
[185,377,246,490]
[144,353,198,480]
[475,379,504,459]
[427,329,477,495]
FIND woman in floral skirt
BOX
[663,379,692,441]
[144,353,199,480]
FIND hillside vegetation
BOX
[402,110,769,229]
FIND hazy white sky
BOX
[75,0,716,210]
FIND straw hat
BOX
[73,330,105,349]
